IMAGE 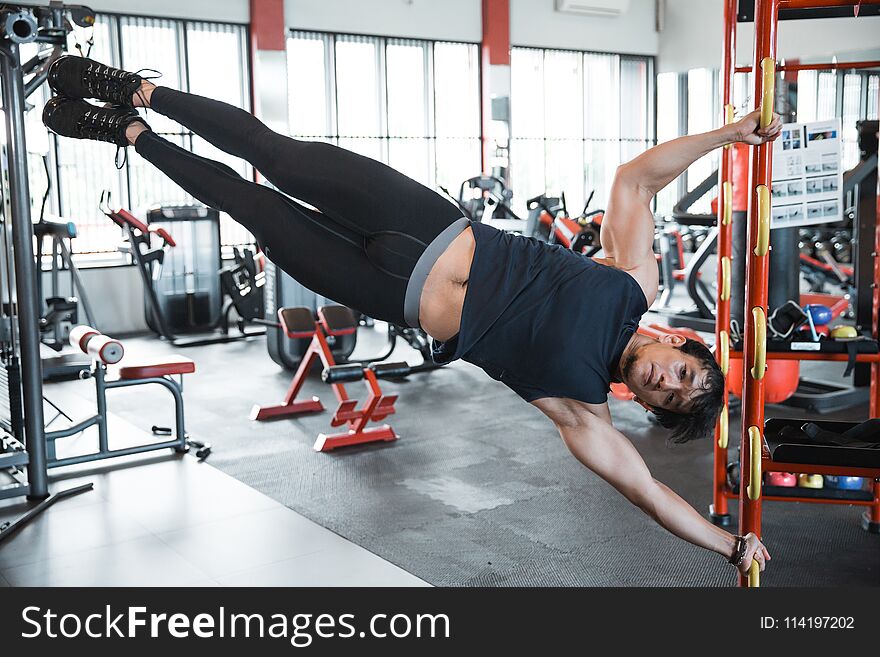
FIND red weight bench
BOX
[251,306,400,451]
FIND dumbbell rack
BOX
[250,306,400,452]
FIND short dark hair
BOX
[651,338,725,444]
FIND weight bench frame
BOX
[46,361,190,468]
[250,307,399,451]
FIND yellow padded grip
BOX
[719,329,729,376]
[720,256,731,301]
[724,104,735,150]
[750,307,766,380]
[718,404,728,449]
[748,425,762,501]
[722,181,732,226]
[760,57,775,129]
[754,185,770,256]
[748,559,760,588]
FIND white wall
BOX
[285,0,660,53]
[41,266,146,336]
[511,0,658,54]
[285,0,482,42]
[85,0,249,22]
[659,0,880,73]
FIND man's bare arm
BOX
[599,110,782,303]
[532,397,770,575]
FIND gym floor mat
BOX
[78,333,879,587]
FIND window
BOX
[37,14,251,254]
[287,31,481,194]
[685,68,719,215]
[796,69,879,169]
[655,71,682,216]
[509,47,655,215]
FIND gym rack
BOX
[711,0,880,587]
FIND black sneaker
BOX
[47,55,145,108]
[42,96,146,148]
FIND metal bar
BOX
[0,42,48,500]
[44,414,100,441]
[47,440,185,469]
[761,462,880,477]
[0,483,93,544]
[853,157,878,386]
[104,375,188,448]
[737,61,880,73]
[729,351,880,362]
[778,0,880,8]
[58,239,96,327]
[96,364,109,453]
[738,0,778,588]
[711,0,738,526]
[723,492,880,505]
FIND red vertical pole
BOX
[868,145,880,530]
[711,0,738,526]
[738,0,779,587]
[480,0,510,174]
[872,165,880,419]
[249,0,287,184]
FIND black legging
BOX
[133,87,462,327]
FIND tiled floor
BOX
[0,453,429,587]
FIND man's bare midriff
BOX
[418,225,476,342]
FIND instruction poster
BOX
[770,119,842,229]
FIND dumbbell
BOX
[824,476,865,491]
[765,472,796,487]
[797,473,823,489]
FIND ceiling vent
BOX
[555,0,630,17]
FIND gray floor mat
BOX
[54,330,879,587]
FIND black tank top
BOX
[432,221,648,404]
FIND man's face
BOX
[620,336,708,413]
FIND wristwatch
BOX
[727,535,747,566]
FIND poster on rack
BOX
[770,119,842,229]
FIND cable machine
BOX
[0,3,100,537]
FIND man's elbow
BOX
[614,164,656,200]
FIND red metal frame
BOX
[711,0,739,525]
[735,59,880,73]
[313,368,398,452]
[714,0,880,587]
[250,317,399,452]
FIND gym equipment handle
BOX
[722,181,732,226]
[322,361,411,384]
[719,329,729,376]
[750,307,766,380]
[720,256,731,302]
[371,361,414,379]
[748,560,760,588]
[718,405,728,450]
[760,57,775,129]
[723,104,734,150]
[69,325,124,365]
[322,364,364,384]
[747,425,762,501]
[754,185,770,256]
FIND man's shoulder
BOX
[531,397,610,428]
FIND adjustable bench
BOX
[44,325,207,468]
